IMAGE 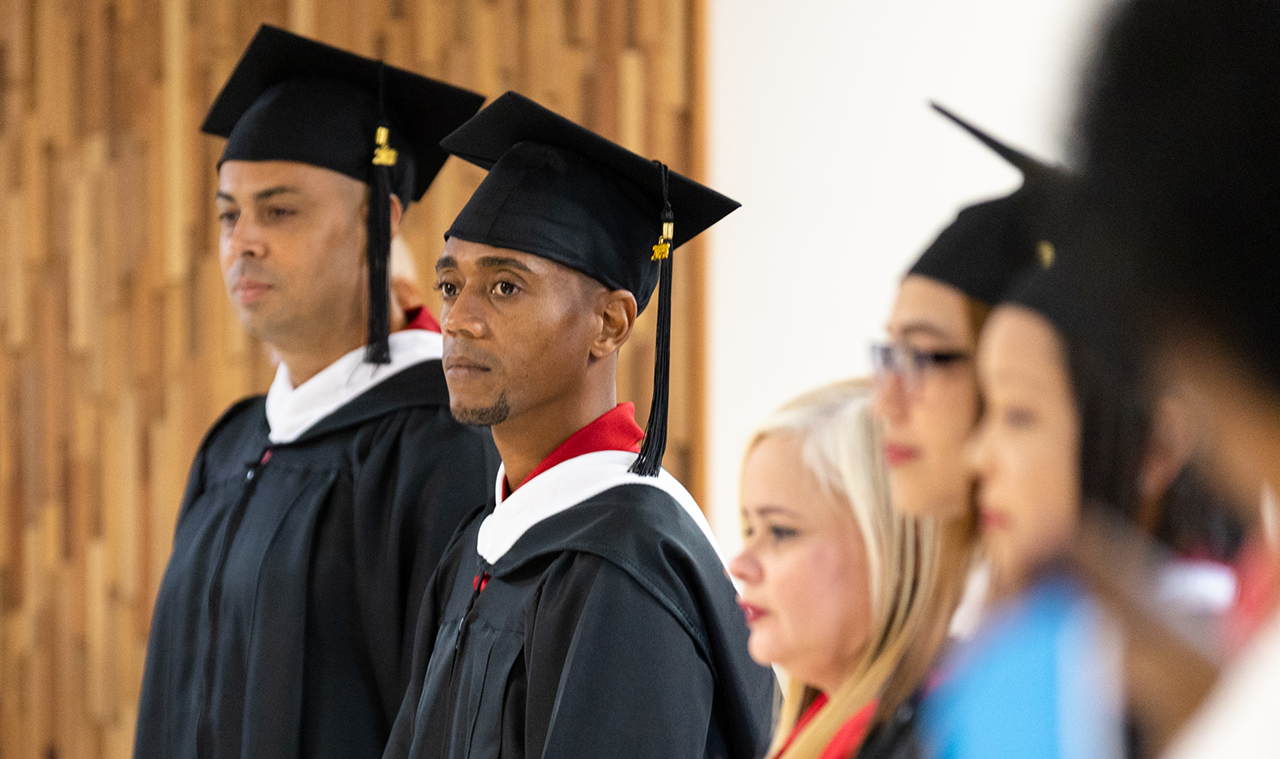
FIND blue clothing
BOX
[921,576,1125,759]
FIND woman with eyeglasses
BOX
[858,107,1071,757]
[731,380,940,759]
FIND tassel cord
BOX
[364,61,394,364]
[631,163,675,477]
[364,164,394,364]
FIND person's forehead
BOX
[888,275,972,341]
[439,237,590,282]
[980,306,1065,392]
[217,159,361,196]
[743,435,820,502]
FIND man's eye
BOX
[219,210,239,224]
[493,281,519,297]
[266,207,297,220]
[435,281,459,298]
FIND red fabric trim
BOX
[506,403,644,495]
[1227,536,1280,654]
[775,694,829,757]
[773,694,878,759]
[403,306,441,333]
[822,700,877,759]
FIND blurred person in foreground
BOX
[864,107,1072,756]
[135,27,499,759]
[922,252,1232,758]
[382,92,775,759]
[1072,0,1280,754]
[731,380,940,759]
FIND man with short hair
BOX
[384,92,774,759]
[134,27,498,759]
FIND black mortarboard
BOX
[202,25,484,363]
[441,91,741,476]
[1002,247,1096,348]
[908,104,1070,305]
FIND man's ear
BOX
[1141,392,1198,499]
[389,194,404,239]
[592,289,637,359]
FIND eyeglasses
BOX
[870,342,971,396]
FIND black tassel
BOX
[365,160,393,364]
[630,163,675,477]
[364,63,395,365]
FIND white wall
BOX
[704,0,1115,551]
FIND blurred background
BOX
[0,0,1113,756]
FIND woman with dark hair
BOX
[968,260,1195,586]
[922,256,1229,758]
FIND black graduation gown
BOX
[134,359,500,759]
[854,695,923,759]
[383,483,777,759]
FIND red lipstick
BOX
[884,443,920,467]
[979,508,1010,530]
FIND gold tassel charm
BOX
[652,221,674,261]
[1037,240,1056,269]
[372,126,398,166]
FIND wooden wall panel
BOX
[0,0,707,756]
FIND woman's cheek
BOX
[993,444,1040,580]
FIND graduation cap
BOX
[1002,245,1087,341]
[202,25,485,363]
[1002,242,1123,365]
[441,91,741,476]
[907,103,1070,304]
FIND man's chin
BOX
[451,395,511,426]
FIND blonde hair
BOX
[745,379,941,759]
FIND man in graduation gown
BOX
[382,92,776,759]
[134,27,499,759]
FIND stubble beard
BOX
[452,392,511,426]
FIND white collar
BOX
[265,329,443,444]
[1164,608,1280,759]
[476,450,724,565]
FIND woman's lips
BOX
[737,600,768,625]
[884,442,920,467]
[978,507,1010,530]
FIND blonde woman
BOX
[730,380,940,759]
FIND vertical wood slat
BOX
[0,1,706,755]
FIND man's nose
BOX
[441,285,486,339]
[226,215,266,259]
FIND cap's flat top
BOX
[442,91,739,250]
[203,24,484,201]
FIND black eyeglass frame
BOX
[870,342,972,395]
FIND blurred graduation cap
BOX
[908,103,1071,304]
[441,91,741,476]
[202,24,484,363]
[1002,243,1096,345]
